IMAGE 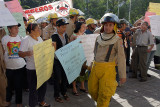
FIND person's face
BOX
[98,22,101,27]
[90,24,96,30]
[121,24,127,31]
[137,23,141,27]
[57,25,67,34]
[51,18,58,26]
[41,22,47,28]
[149,28,151,32]
[103,22,115,34]
[75,15,79,22]
[32,26,41,37]
[8,25,19,36]
[141,23,148,31]
[79,24,87,34]
[24,21,27,27]
[79,19,85,23]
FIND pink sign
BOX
[5,0,27,18]
[144,11,156,25]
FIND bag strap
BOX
[105,44,114,62]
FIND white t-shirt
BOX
[1,35,26,69]
[19,36,43,70]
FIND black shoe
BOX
[147,74,151,77]
[139,79,147,82]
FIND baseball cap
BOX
[56,18,69,26]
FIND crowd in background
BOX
[0,7,159,107]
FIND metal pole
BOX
[118,0,119,16]
[129,0,131,22]
[87,0,89,17]
[107,0,108,12]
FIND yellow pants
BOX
[88,61,117,107]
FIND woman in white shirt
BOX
[70,22,88,96]
[1,23,26,107]
[19,23,50,107]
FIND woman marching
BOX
[88,13,126,107]
[19,23,50,107]
[70,22,88,96]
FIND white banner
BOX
[0,0,4,7]
[79,34,99,66]
[0,1,18,26]
[24,0,73,20]
[150,15,160,36]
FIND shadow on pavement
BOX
[109,66,160,107]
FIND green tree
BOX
[73,0,160,24]
[19,0,55,9]
[18,0,160,24]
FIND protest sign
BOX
[55,38,86,84]
[4,0,27,37]
[24,0,73,20]
[78,34,98,66]
[12,13,26,37]
[4,13,26,37]
[0,1,18,26]
[149,2,160,15]
[150,15,160,36]
[33,39,55,89]
[144,11,156,24]
[5,0,27,18]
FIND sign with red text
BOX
[24,0,73,20]
[5,0,27,18]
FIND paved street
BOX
[10,61,160,107]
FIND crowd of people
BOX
[0,7,159,107]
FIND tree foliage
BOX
[19,0,160,24]
[19,0,57,9]
[73,0,160,24]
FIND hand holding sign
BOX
[33,39,55,89]
[55,38,86,84]
[78,34,99,66]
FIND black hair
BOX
[23,17,27,22]
[148,25,151,29]
[7,23,21,29]
[26,23,38,34]
[137,23,141,26]
[7,26,14,29]
[74,22,85,33]
[70,15,75,19]
[142,21,149,27]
